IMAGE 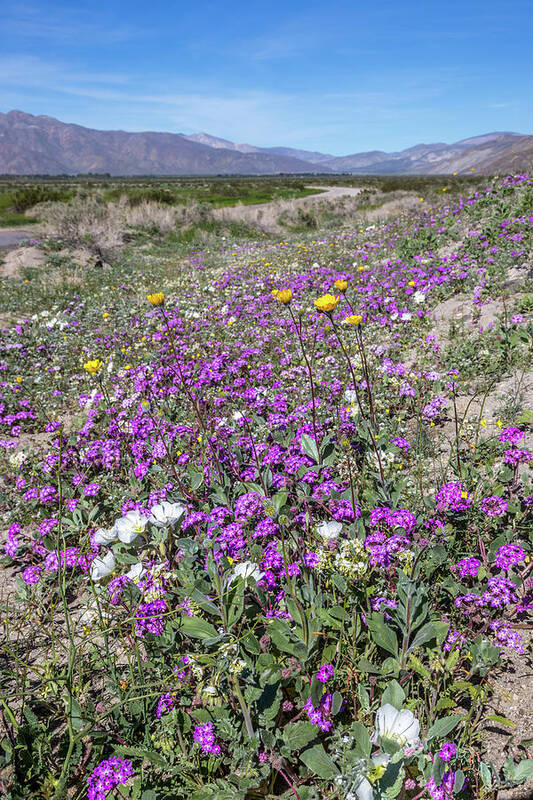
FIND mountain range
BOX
[1,110,532,176]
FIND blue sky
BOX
[1,0,531,154]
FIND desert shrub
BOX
[9,185,72,213]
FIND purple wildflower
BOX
[21,565,42,584]
[499,427,525,444]
[303,694,333,732]
[480,496,508,517]
[435,482,471,512]
[504,448,532,466]
[316,663,334,683]
[193,722,221,755]
[438,742,457,762]
[391,436,410,451]
[87,756,133,800]
[493,543,526,570]
[452,557,481,578]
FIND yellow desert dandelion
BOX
[147,292,165,306]
[274,289,293,304]
[83,359,103,375]
[334,279,348,292]
[314,294,340,313]
[345,314,363,325]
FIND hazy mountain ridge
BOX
[0,111,330,176]
[0,110,531,175]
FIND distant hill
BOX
[0,111,330,176]
[0,110,531,175]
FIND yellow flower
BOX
[334,279,348,292]
[408,280,416,287]
[345,314,363,325]
[15,376,23,383]
[83,359,102,375]
[357,265,366,272]
[102,312,110,319]
[147,292,165,306]
[314,294,340,313]
[275,289,293,305]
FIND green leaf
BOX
[367,614,398,657]
[381,680,405,710]
[300,745,340,779]
[115,746,168,768]
[310,677,324,707]
[485,714,516,727]
[480,762,493,789]
[357,657,381,674]
[350,722,371,758]
[69,698,84,731]
[514,759,533,783]
[435,698,456,712]
[189,471,204,490]
[301,433,320,463]
[180,615,219,640]
[408,622,436,651]
[357,684,370,711]
[282,722,317,751]
[453,769,465,793]
[331,691,343,716]
[242,632,261,654]
[427,714,462,741]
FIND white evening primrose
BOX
[317,520,343,541]
[372,703,420,747]
[90,550,116,581]
[93,527,117,546]
[149,501,186,528]
[126,562,146,582]
[231,561,263,583]
[113,510,148,543]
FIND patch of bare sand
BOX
[488,628,533,799]
[0,245,47,278]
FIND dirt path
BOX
[214,184,362,232]
[0,226,40,250]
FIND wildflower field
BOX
[1,173,532,800]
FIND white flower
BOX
[113,510,148,543]
[231,561,263,583]
[78,598,109,626]
[125,562,145,582]
[353,755,391,800]
[344,389,358,404]
[401,312,412,321]
[9,451,26,468]
[413,290,426,304]
[149,501,186,528]
[93,527,117,546]
[90,550,116,581]
[317,520,343,541]
[354,775,373,800]
[372,703,420,747]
